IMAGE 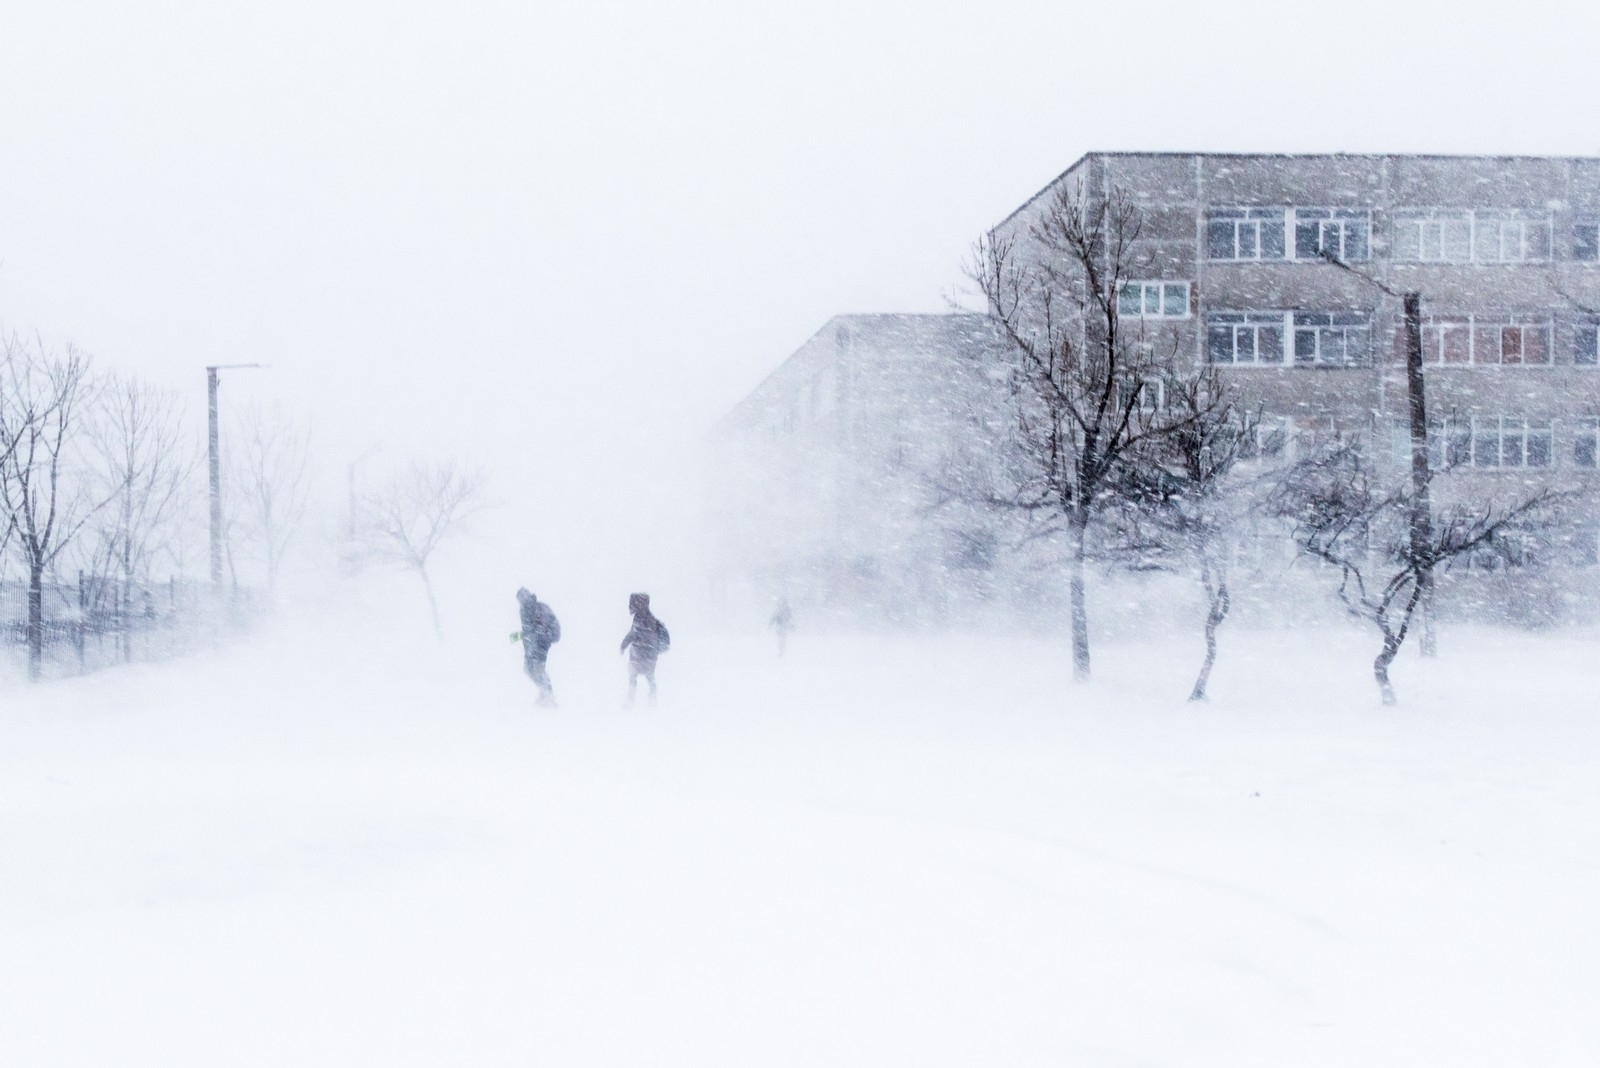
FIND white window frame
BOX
[1292,311,1372,367]
[1419,315,1553,366]
[1292,207,1371,262]
[1205,207,1287,261]
[1392,208,1553,263]
[1205,311,1288,365]
[1407,415,1553,469]
[1117,280,1191,319]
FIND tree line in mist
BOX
[0,332,479,682]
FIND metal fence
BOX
[0,575,261,680]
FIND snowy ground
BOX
[3,612,1598,1066]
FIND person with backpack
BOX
[514,588,561,706]
[618,592,669,706]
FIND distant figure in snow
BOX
[769,597,794,656]
[619,592,670,706]
[514,588,561,705]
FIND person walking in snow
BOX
[619,592,669,706]
[515,588,561,705]
[769,596,794,656]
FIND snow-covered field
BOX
[4,614,1598,1066]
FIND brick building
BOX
[713,154,1600,625]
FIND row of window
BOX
[1203,206,1600,264]
[1118,285,1600,368]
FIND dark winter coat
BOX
[518,592,561,660]
[619,592,669,665]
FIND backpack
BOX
[655,620,670,654]
[535,603,561,644]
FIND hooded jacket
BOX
[619,593,669,663]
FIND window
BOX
[1294,208,1370,261]
[1207,311,1370,367]
[1206,208,1286,261]
[1206,311,1286,364]
[1293,311,1371,366]
[1117,281,1191,319]
[1392,209,1552,263]
[1575,222,1600,263]
[1399,416,1552,469]
[1575,323,1599,366]
[1118,376,1166,413]
[1574,417,1600,469]
[1473,210,1552,262]
[1419,315,1551,365]
[1393,210,1472,262]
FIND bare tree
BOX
[83,375,199,659]
[1114,370,1262,701]
[969,184,1221,681]
[0,336,106,679]
[355,460,482,639]
[1268,438,1560,705]
[225,405,312,595]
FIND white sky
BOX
[2,0,1597,581]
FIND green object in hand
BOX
[510,631,522,643]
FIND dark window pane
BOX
[1259,325,1284,363]
[1576,223,1599,262]
[1527,432,1550,468]
[1296,221,1319,259]
[1576,325,1598,365]
[1502,327,1522,364]
[1207,326,1233,363]
[1294,329,1316,363]
[1320,329,1346,365]
[1502,432,1524,467]
[1474,431,1500,467]
[1345,223,1369,261]
[1448,427,1472,468]
[1207,221,1235,259]
[1261,220,1285,259]
[1118,285,1140,316]
[1576,436,1597,468]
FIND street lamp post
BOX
[1318,251,1435,657]
[207,363,266,589]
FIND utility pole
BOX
[206,364,266,590]
[1319,251,1435,656]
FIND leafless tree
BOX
[1268,438,1560,705]
[225,405,312,594]
[355,460,482,639]
[0,335,106,679]
[968,184,1224,681]
[82,375,200,660]
[1113,369,1263,701]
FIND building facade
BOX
[714,154,1600,625]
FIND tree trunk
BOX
[1373,635,1399,706]
[419,565,443,641]
[1189,558,1230,702]
[1418,570,1437,659]
[1373,581,1426,705]
[1068,508,1090,682]
[27,562,44,682]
